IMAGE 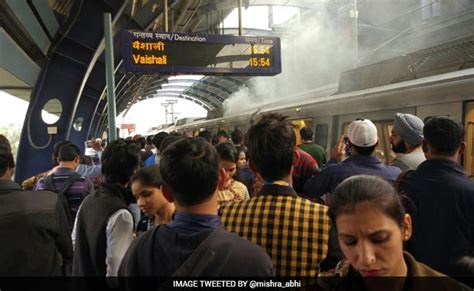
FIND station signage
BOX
[122,30,281,76]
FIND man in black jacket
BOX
[119,137,274,290]
[399,116,474,282]
[0,135,72,275]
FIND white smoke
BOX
[222,1,473,116]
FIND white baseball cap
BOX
[348,119,378,147]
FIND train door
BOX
[290,119,313,145]
[463,102,474,177]
[376,122,400,165]
[384,124,397,165]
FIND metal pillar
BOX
[164,0,168,32]
[353,0,359,65]
[104,13,117,141]
[238,0,243,36]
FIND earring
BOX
[404,235,409,241]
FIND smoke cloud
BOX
[223,6,347,115]
[223,1,474,116]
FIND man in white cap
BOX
[304,118,401,200]
[390,113,426,171]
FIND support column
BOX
[104,13,117,141]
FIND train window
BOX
[290,119,313,145]
[385,124,397,165]
[41,99,62,125]
[463,102,474,177]
[315,124,328,148]
[470,124,474,177]
[374,124,386,164]
[73,117,84,132]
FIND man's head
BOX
[52,140,72,166]
[57,143,81,169]
[423,116,465,158]
[135,136,146,150]
[198,130,212,143]
[160,137,223,208]
[390,113,424,153]
[300,127,313,142]
[247,113,296,181]
[231,129,244,145]
[0,135,14,179]
[217,130,229,144]
[347,118,378,156]
[152,132,170,150]
[132,134,142,141]
[159,135,185,154]
[101,139,140,185]
[146,135,154,146]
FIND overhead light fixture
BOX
[168,75,204,81]
[162,82,194,87]
[154,93,182,97]
[157,88,186,92]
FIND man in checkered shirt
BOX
[220,113,341,277]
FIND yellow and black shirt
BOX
[220,183,331,277]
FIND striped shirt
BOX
[35,167,93,223]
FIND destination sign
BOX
[122,30,281,75]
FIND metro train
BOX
[170,35,474,176]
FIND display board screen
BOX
[122,30,281,75]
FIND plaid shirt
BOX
[220,183,330,277]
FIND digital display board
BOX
[122,30,281,75]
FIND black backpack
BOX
[42,172,83,230]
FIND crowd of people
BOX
[0,112,473,290]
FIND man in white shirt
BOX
[72,139,138,285]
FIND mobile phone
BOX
[344,136,352,157]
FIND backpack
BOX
[42,172,83,229]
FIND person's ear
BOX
[422,139,429,153]
[404,141,412,151]
[292,147,301,167]
[7,153,15,169]
[403,214,412,241]
[349,141,357,154]
[161,184,175,203]
[458,141,466,156]
[217,167,226,191]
